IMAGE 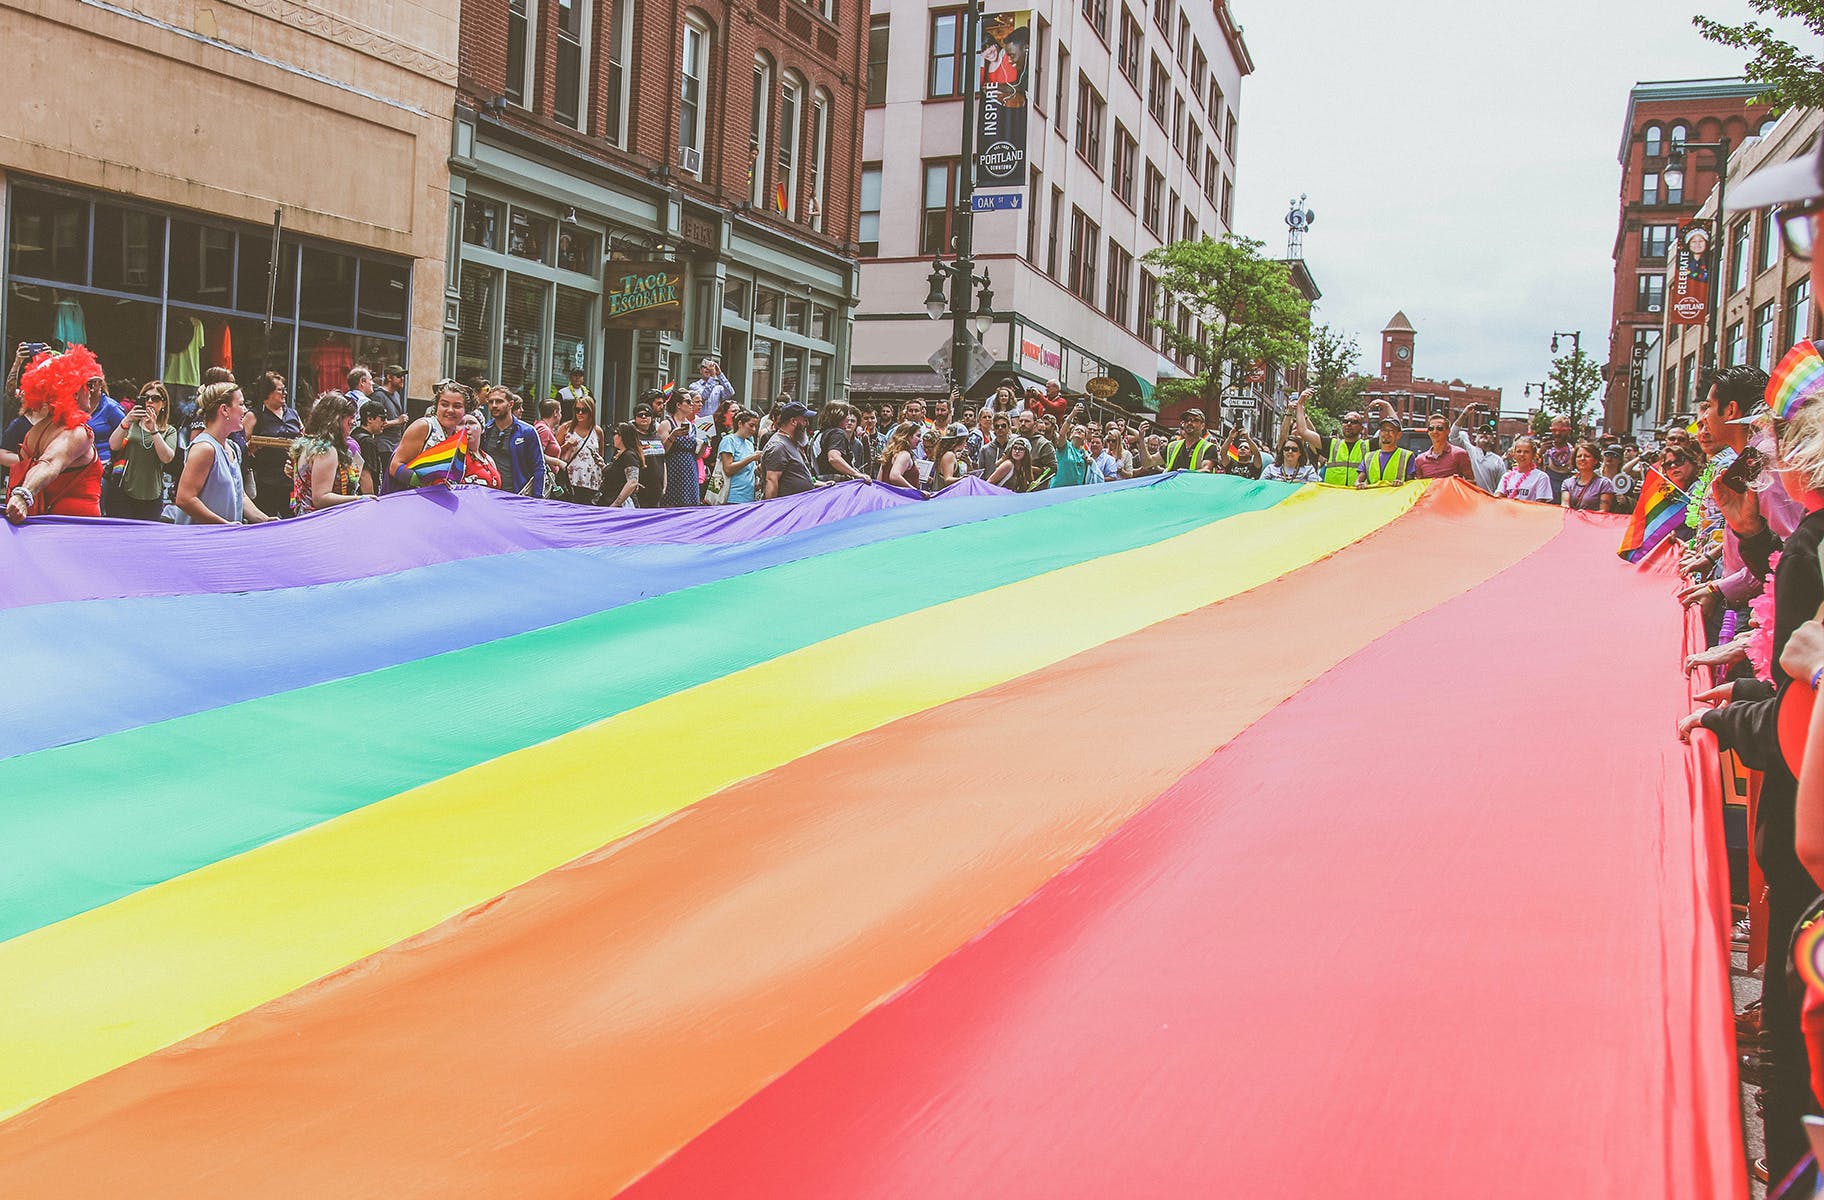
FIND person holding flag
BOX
[390,380,473,489]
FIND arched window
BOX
[1643,124,1663,158]
[749,54,774,207]
[678,13,713,177]
[1670,122,1690,152]
[777,71,805,219]
[809,90,831,232]
[1760,116,1779,138]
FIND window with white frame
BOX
[506,0,536,107]
[603,0,631,145]
[777,71,804,218]
[809,91,830,231]
[679,17,711,175]
[553,0,591,129]
[749,56,772,207]
[859,162,881,256]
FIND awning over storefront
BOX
[1104,365,1154,413]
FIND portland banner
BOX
[1669,221,1711,327]
[975,11,1030,189]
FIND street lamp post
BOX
[921,0,995,395]
[1549,330,1581,357]
[1663,138,1732,374]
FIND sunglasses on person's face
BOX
[1777,200,1823,260]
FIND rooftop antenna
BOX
[1285,194,1315,259]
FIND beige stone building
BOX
[0,0,455,409]
[1657,107,1822,424]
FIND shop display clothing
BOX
[165,317,204,388]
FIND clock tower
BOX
[1381,311,1416,386]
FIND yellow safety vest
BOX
[1362,447,1412,487]
[1164,437,1213,472]
[1323,438,1368,487]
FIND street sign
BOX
[971,192,1024,212]
[1224,396,1259,412]
[928,338,998,392]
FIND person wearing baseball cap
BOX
[1162,407,1218,472]
[1356,412,1412,489]
[762,401,817,499]
[1710,128,1824,1185]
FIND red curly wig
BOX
[20,344,102,429]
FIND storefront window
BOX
[555,226,596,274]
[507,209,551,264]
[751,337,775,402]
[357,260,410,338]
[10,188,86,284]
[781,343,805,399]
[92,204,164,297]
[784,296,807,334]
[464,199,502,251]
[809,304,830,340]
[502,275,546,399]
[220,316,294,386]
[807,352,828,403]
[5,182,409,420]
[550,285,592,402]
[168,220,234,306]
[299,247,356,328]
[455,262,498,391]
[724,279,748,319]
[755,288,780,327]
[237,233,298,319]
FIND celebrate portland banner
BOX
[975,11,1030,189]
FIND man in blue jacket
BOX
[481,386,546,497]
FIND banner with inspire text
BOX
[975,11,1031,189]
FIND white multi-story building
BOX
[853,0,1252,411]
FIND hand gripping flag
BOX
[402,429,468,486]
[1616,465,1683,563]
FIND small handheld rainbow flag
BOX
[403,429,468,486]
[1616,465,1684,563]
[660,381,676,402]
[774,182,789,212]
[1769,340,1824,421]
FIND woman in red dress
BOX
[5,343,105,524]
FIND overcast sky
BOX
[1228,0,1800,415]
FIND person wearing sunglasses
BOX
[1260,436,1318,483]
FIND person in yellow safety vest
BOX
[1161,407,1219,472]
[1357,414,1414,487]
[1322,409,1371,487]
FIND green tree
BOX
[1694,2,1824,110]
[1142,235,1312,423]
[1304,323,1368,436]
[1540,348,1605,437]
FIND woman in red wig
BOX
[5,343,105,524]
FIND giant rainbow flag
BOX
[0,474,1741,1198]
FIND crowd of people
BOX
[1653,134,1824,1195]
[2,332,1708,528]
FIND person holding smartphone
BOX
[107,382,179,520]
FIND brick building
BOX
[1660,107,1823,422]
[453,0,864,420]
[1603,78,1772,434]
[1360,311,1502,427]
